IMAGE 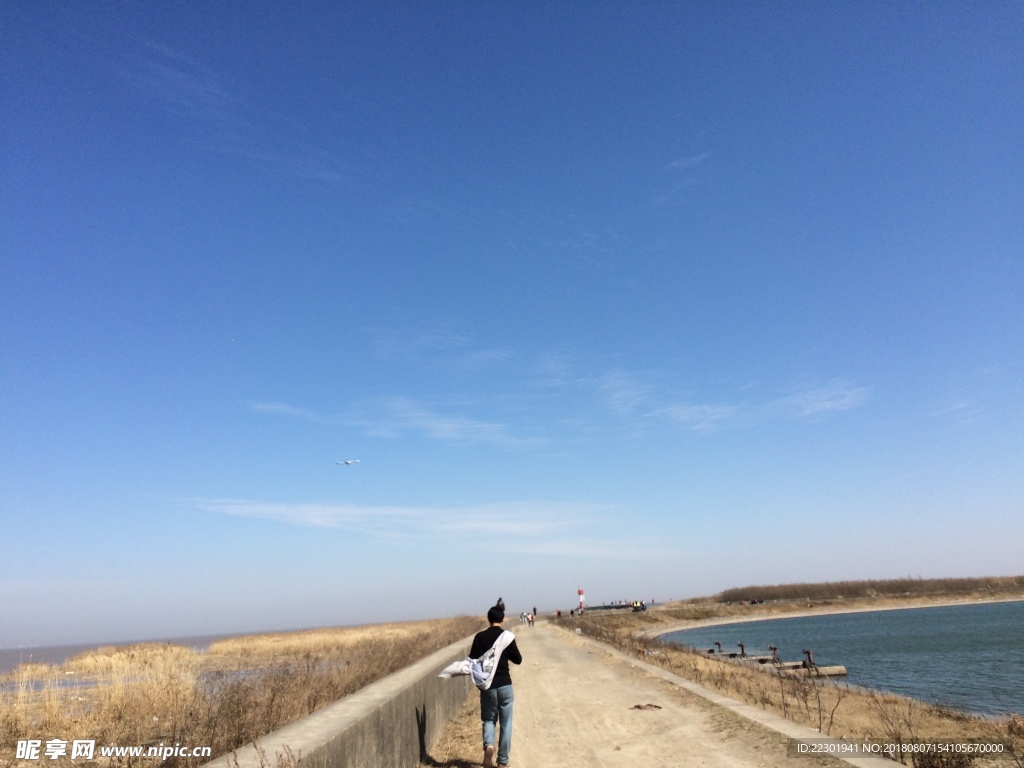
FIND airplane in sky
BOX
[336,460,360,465]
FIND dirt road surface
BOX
[429,623,860,768]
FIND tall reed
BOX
[1,616,481,767]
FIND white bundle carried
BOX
[438,630,515,691]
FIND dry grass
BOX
[715,576,1024,604]
[555,597,1024,768]
[206,620,451,659]
[418,692,481,768]
[0,616,482,768]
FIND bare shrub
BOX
[869,691,920,764]
[749,676,772,710]
[1003,714,1024,768]
[911,751,977,768]
[825,683,848,736]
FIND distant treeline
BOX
[714,575,1024,603]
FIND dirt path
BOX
[459,623,851,768]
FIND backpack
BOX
[470,648,497,690]
[470,630,513,690]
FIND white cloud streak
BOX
[249,397,541,447]
[666,152,708,170]
[352,397,541,447]
[367,327,514,370]
[640,380,868,433]
[249,402,333,422]
[124,41,351,184]
[595,371,653,415]
[250,366,869,448]
[196,499,654,557]
[654,403,740,432]
[780,381,870,416]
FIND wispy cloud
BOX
[929,400,973,417]
[927,399,981,426]
[368,326,471,359]
[654,402,740,433]
[199,499,418,531]
[250,397,541,447]
[594,371,653,415]
[352,397,541,447]
[780,381,870,416]
[123,40,351,184]
[249,402,335,423]
[560,228,619,269]
[666,152,709,170]
[653,178,698,206]
[250,359,869,449]
[655,152,710,205]
[588,368,869,433]
[505,537,664,558]
[197,498,651,557]
[367,327,514,371]
[650,380,868,431]
[532,354,576,389]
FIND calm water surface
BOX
[662,600,1024,717]
[0,633,240,676]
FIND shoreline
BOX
[625,595,1024,722]
[642,594,1024,639]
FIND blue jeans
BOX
[480,684,514,765]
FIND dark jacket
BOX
[469,626,522,689]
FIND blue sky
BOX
[2,3,1022,648]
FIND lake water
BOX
[661,600,1024,717]
[0,632,241,676]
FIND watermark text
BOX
[15,739,212,761]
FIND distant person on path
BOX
[471,604,522,768]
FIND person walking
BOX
[470,604,522,768]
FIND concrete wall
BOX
[201,635,474,768]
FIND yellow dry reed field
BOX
[559,610,1024,768]
[1,616,482,768]
[207,617,467,660]
[0,664,53,683]
[63,644,200,677]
